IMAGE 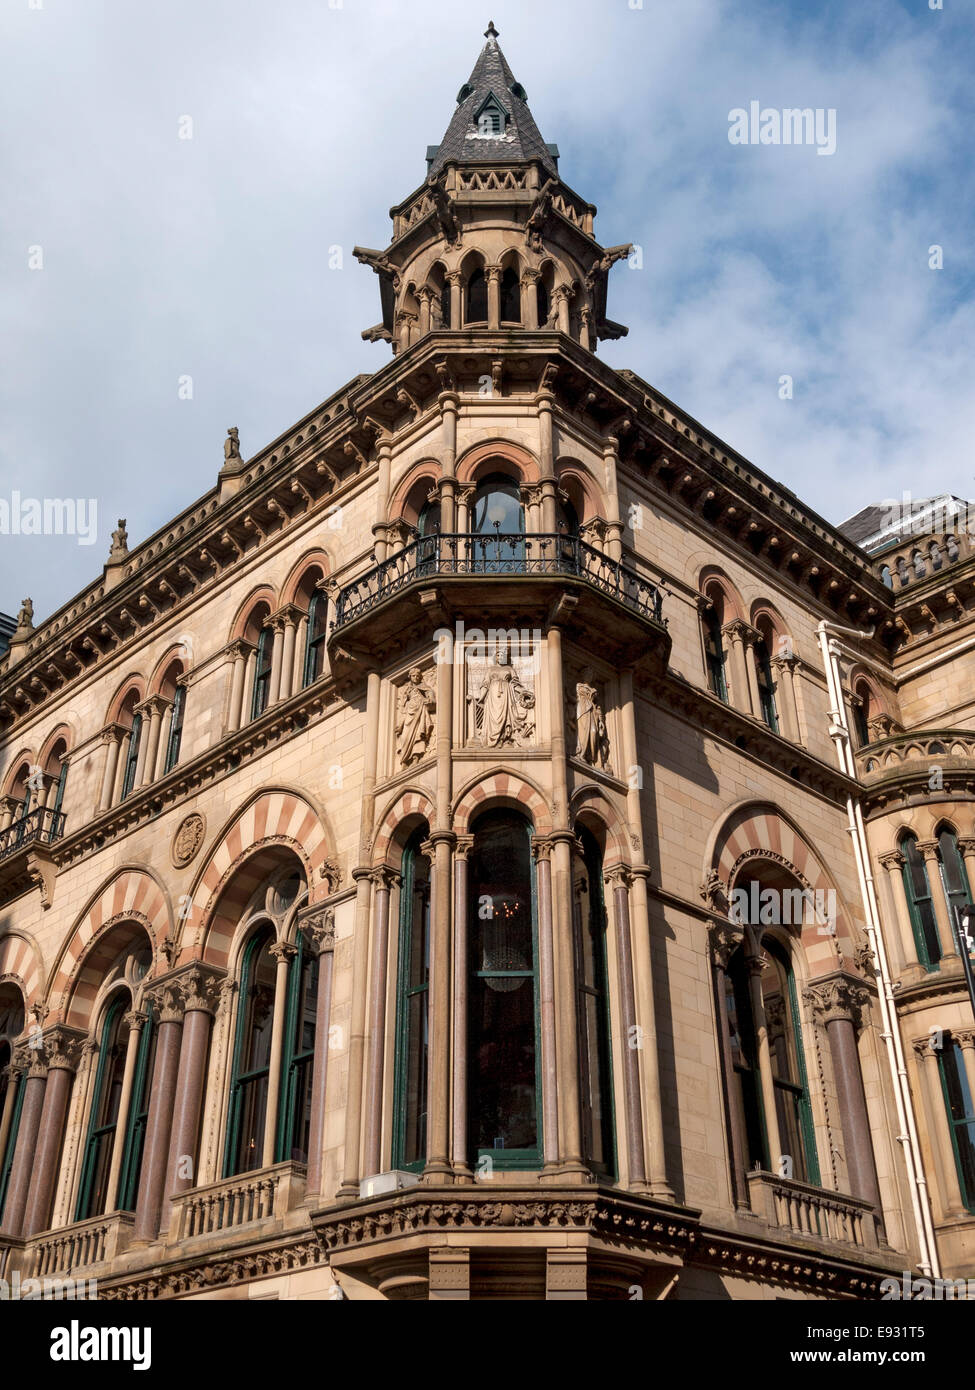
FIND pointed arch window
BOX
[164,685,186,774]
[937,1037,975,1212]
[303,591,329,688]
[468,809,542,1169]
[852,697,871,749]
[900,833,941,969]
[466,268,488,324]
[574,829,615,1175]
[392,831,431,1172]
[76,997,130,1219]
[251,626,273,720]
[755,635,779,733]
[937,826,972,936]
[536,278,550,328]
[120,714,142,802]
[500,267,521,323]
[704,604,728,703]
[439,279,451,329]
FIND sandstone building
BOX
[0,25,972,1301]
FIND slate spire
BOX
[427,22,558,178]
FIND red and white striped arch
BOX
[0,931,44,1015]
[452,771,552,837]
[184,789,334,969]
[371,789,435,865]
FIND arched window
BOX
[852,684,871,749]
[225,927,276,1176]
[754,631,779,733]
[0,985,25,1224]
[937,826,972,936]
[500,266,521,323]
[466,268,488,324]
[471,473,524,571]
[439,279,451,329]
[251,626,273,720]
[725,932,818,1182]
[120,712,142,802]
[574,829,615,1175]
[76,996,130,1220]
[278,929,319,1164]
[900,834,941,969]
[468,809,541,1168]
[392,830,431,1172]
[536,278,550,328]
[703,600,728,703]
[117,1013,156,1213]
[303,590,329,688]
[164,685,186,774]
[937,1036,975,1212]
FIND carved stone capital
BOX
[453,835,475,862]
[299,906,336,956]
[530,836,553,864]
[269,941,299,965]
[805,974,870,1030]
[123,1009,149,1033]
[954,1029,975,1051]
[877,851,905,872]
[178,964,225,1014]
[604,865,631,892]
[916,839,940,864]
[722,618,759,645]
[144,978,186,1025]
[707,918,743,970]
[43,1024,86,1073]
[958,838,975,860]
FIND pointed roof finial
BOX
[484,20,499,41]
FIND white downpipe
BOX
[816,620,939,1278]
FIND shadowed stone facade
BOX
[0,25,972,1301]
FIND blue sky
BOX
[2,0,973,620]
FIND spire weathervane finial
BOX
[484,20,499,41]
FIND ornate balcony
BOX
[166,1161,308,1246]
[746,1171,880,1252]
[330,533,669,673]
[0,804,65,906]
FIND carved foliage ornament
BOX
[172,812,206,868]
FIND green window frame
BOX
[392,831,431,1172]
[251,627,273,720]
[76,996,130,1220]
[276,932,319,1165]
[755,638,779,733]
[901,834,942,970]
[116,1014,155,1212]
[163,686,186,774]
[767,940,820,1185]
[937,1038,975,1212]
[704,608,728,702]
[51,761,68,817]
[224,927,276,1177]
[0,1064,24,1223]
[120,714,142,802]
[302,592,329,689]
[468,810,542,1171]
[937,826,972,941]
[574,828,616,1177]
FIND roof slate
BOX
[428,34,557,179]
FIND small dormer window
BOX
[475,93,508,137]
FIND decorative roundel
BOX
[172,812,206,868]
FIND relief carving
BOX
[569,667,610,769]
[467,644,535,748]
[395,666,436,766]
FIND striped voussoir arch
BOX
[453,772,552,836]
[0,932,43,1010]
[188,790,333,969]
[51,870,171,1026]
[372,790,435,864]
[711,804,850,975]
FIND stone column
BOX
[741,628,763,719]
[242,647,258,722]
[0,1056,24,1176]
[521,268,540,329]
[447,271,462,330]
[267,618,286,708]
[602,436,623,561]
[97,727,124,812]
[417,286,433,337]
[131,702,152,790]
[456,485,474,538]
[154,702,175,780]
[744,936,784,1171]
[0,1049,47,1237]
[132,983,184,1242]
[532,839,560,1171]
[554,284,572,334]
[166,968,221,1196]
[424,834,454,1181]
[279,610,300,703]
[608,868,648,1190]
[955,1030,975,1119]
[112,725,132,805]
[363,870,395,1178]
[877,851,911,976]
[537,387,558,532]
[451,837,473,1179]
[708,921,749,1208]
[103,1010,147,1214]
[807,977,883,1214]
[226,640,251,734]
[722,620,755,716]
[138,697,165,788]
[261,942,297,1169]
[486,264,501,329]
[958,838,975,901]
[912,1037,967,1218]
[439,391,459,533]
[23,1027,81,1237]
[917,840,959,963]
[303,909,336,1197]
[0,794,19,832]
[770,654,801,742]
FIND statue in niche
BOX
[470,645,535,748]
[396,666,436,766]
[571,667,610,768]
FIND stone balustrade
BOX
[747,1170,879,1250]
[168,1161,307,1243]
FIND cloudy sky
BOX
[2,0,972,621]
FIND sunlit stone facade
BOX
[0,27,972,1301]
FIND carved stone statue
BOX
[224,427,241,463]
[109,518,128,561]
[396,666,436,765]
[15,597,33,633]
[470,647,535,748]
[572,667,610,768]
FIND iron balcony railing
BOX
[334,533,665,628]
[0,804,66,861]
